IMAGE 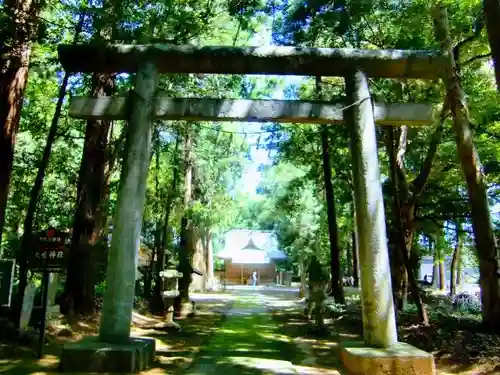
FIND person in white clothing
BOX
[252,270,257,287]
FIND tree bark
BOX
[175,124,195,317]
[386,127,428,324]
[62,73,114,315]
[62,3,119,315]
[450,222,462,296]
[151,133,180,313]
[143,251,154,298]
[0,0,43,238]
[483,0,500,90]
[409,238,421,284]
[206,230,214,290]
[432,239,439,289]
[456,255,463,287]
[346,231,353,277]
[320,127,345,303]
[433,4,500,332]
[13,13,84,326]
[387,127,409,309]
[439,259,446,291]
[351,230,359,287]
[191,228,207,292]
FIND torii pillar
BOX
[340,69,436,375]
[60,62,158,373]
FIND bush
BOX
[452,292,481,313]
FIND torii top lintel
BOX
[58,44,446,79]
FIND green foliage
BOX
[308,256,329,282]
[2,0,499,323]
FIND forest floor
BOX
[0,292,235,374]
[317,289,500,375]
[1,287,499,374]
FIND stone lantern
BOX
[159,268,183,329]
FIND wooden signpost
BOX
[29,227,69,273]
[28,227,69,358]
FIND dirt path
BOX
[184,290,342,375]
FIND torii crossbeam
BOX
[58,43,440,375]
[68,97,435,126]
[58,44,446,78]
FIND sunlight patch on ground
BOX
[217,328,246,334]
[259,332,292,343]
[336,333,359,339]
[312,342,338,350]
[293,365,342,375]
[226,356,297,374]
[191,292,237,301]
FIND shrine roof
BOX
[216,230,287,264]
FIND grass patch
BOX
[185,297,304,375]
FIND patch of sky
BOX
[234,20,309,196]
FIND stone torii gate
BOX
[58,44,444,374]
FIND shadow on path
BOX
[184,292,342,375]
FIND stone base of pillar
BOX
[340,341,436,375]
[59,336,156,373]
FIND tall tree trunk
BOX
[409,237,421,284]
[151,133,180,313]
[385,128,408,309]
[176,125,195,317]
[143,249,154,299]
[206,230,214,290]
[0,0,43,238]
[63,5,118,315]
[385,96,444,309]
[351,230,359,287]
[432,239,439,289]
[386,127,428,324]
[433,4,500,332]
[15,15,84,326]
[191,227,207,292]
[439,259,446,291]
[346,232,353,277]
[350,184,360,288]
[189,165,206,292]
[62,74,114,315]
[450,222,462,296]
[320,127,344,304]
[299,255,306,298]
[456,255,463,287]
[432,264,439,289]
[484,0,500,90]
[436,227,447,291]
[100,119,125,235]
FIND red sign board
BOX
[28,228,70,273]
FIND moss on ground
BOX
[185,296,304,375]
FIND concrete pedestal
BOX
[340,341,436,375]
[60,336,156,373]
